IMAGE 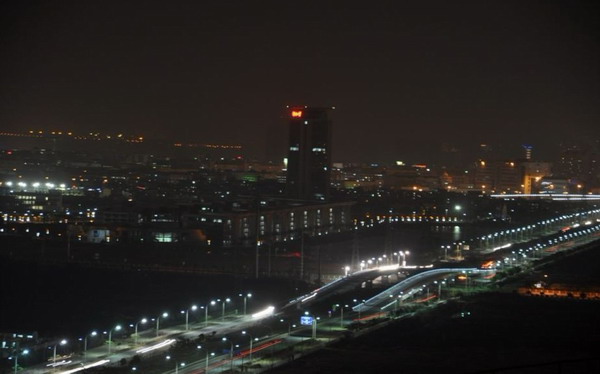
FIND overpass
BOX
[281,264,434,310]
[353,268,484,313]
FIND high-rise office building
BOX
[286,106,333,201]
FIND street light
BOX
[166,355,186,374]
[221,298,231,321]
[241,330,258,362]
[280,318,295,336]
[182,305,198,331]
[205,351,215,373]
[134,318,147,346]
[205,301,216,327]
[336,304,349,328]
[108,325,122,354]
[399,250,410,267]
[222,336,235,371]
[80,331,97,361]
[304,311,318,339]
[353,299,364,321]
[156,312,168,337]
[222,337,233,359]
[12,347,29,374]
[52,339,67,367]
[239,293,252,315]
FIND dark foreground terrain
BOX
[0,258,309,337]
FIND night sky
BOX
[1,0,599,163]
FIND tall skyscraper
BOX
[286,106,333,201]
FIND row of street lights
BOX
[56,293,255,370]
[17,292,256,372]
[354,250,411,273]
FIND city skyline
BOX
[2,3,600,372]
[1,1,599,163]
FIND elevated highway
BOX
[353,268,483,313]
[282,265,434,311]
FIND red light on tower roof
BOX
[291,110,303,118]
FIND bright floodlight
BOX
[91,331,98,336]
[60,339,67,345]
[191,305,198,311]
[378,264,400,272]
[115,325,122,331]
[251,306,275,319]
[162,312,168,318]
[141,318,148,324]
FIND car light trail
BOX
[251,306,275,319]
[47,360,72,367]
[58,359,110,373]
[377,264,399,272]
[135,339,176,354]
[492,243,512,252]
[300,293,317,303]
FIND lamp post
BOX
[399,250,410,267]
[394,294,402,313]
[340,304,349,328]
[205,301,216,327]
[156,312,168,337]
[352,299,363,321]
[437,280,446,300]
[221,298,231,321]
[280,318,295,336]
[205,351,215,374]
[343,266,351,276]
[333,304,347,328]
[182,305,198,331]
[12,347,29,374]
[239,293,252,315]
[222,336,236,372]
[134,318,147,346]
[52,339,67,367]
[81,331,97,361]
[166,356,185,374]
[304,312,318,339]
[242,331,257,362]
[222,337,233,360]
[107,325,122,354]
